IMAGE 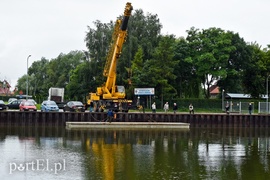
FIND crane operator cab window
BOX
[117,86,125,93]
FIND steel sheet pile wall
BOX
[0,111,269,127]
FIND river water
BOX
[0,125,270,180]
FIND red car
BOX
[19,100,37,111]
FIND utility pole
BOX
[26,55,31,100]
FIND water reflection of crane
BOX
[85,131,131,180]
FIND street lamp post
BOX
[267,75,269,114]
[26,55,31,100]
[222,89,225,111]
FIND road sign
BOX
[134,88,155,95]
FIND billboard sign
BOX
[134,88,155,95]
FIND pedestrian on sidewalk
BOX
[248,103,252,115]
[225,101,230,114]
[152,102,156,113]
[164,102,169,113]
[189,103,194,114]
[173,103,178,114]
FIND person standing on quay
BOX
[164,102,169,113]
[225,101,230,114]
[189,103,194,114]
[173,103,178,114]
[248,103,252,115]
[152,102,156,113]
[107,109,114,123]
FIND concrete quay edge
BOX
[66,122,190,129]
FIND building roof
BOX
[210,86,220,94]
[260,94,269,99]
[225,93,251,99]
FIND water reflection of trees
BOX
[192,128,270,179]
[77,127,270,179]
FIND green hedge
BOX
[152,98,261,112]
[167,99,221,111]
[148,98,221,111]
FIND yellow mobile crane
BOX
[87,2,133,112]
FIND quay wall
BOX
[0,111,269,127]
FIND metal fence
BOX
[222,101,270,114]
[239,102,254,114]
[222,101,254,114]
[258,102,270,114]
[223,100,240,113]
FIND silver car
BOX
[8,98,17,104]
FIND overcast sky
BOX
[1,0,270,89]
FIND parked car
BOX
[63,101,85,112]
[8,98,17,104]
[19,100,37,111]
[17,98,37,105]
[0,100,7,110]
[6,99,25,109]
[41,100,59,112]
[28,99,37,105]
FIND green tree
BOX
[46,51,83,88]
[217,32,252,94]
[16,51,85,102]
[119,9,162,88]
[174,37,202,98]
[264,46,270,98]
[131,35,178,106]
[185,27,236,98]
[66,63,90,101]
[130,46,143,85]
[16,75,28,95]
[28,57,49,98]
[242,43,268,97]
[84,20,113,90]
[126,9,162,60]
